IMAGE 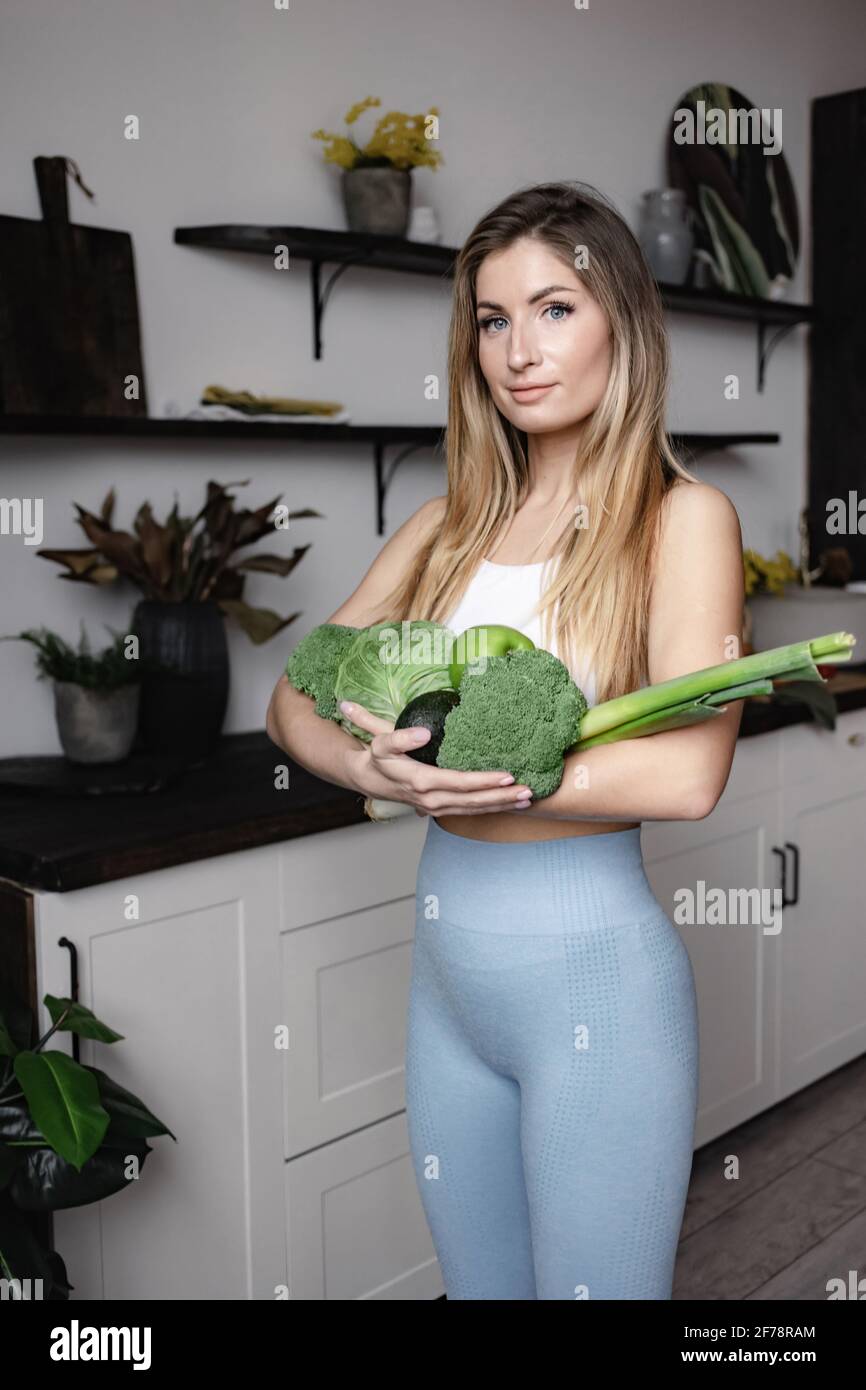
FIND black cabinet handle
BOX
[57,936,80,1063]
[772,846,788,905]
[784,841,800,906]
[772,843,800,907]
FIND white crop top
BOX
[441,556,598,708]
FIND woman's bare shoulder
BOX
[651,478,744,602]
[661,478,741,535]
[419,493,448,530]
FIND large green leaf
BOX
[13,1051,109,1170]
[43,995,124,1044]
[698,183,770,296]
[83,1065,176,1141]
[0,1063,174,1148]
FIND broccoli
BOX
[284,622,361,722]
[436,647,588,800]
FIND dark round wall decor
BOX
[667,81,799,298]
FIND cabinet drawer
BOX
[780,706,866,789]
[282,895,416,1157]
[285,1111,443,1300]
[278,814,427,930]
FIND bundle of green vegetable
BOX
[284,620,857,806]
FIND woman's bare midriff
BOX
[433,812,641,842]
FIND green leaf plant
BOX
[0,985,175,1299]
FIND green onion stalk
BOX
[572,631,856,750]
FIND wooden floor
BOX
[674,1053,866,1299]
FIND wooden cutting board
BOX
[0,156,148,415]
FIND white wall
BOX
[1,0,863,756]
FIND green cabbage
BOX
[334,620,456,740]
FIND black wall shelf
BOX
[659,282,816,392]
[172,223,816,387]
[0,414,780,534]
[173,225,455,360]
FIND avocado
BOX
[395,688,461,764]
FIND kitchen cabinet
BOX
[643,704,866,1147]
[776,713,866,1096]
[36,844,288,1300]
[32,814,437,1301]
[12,707,866,1298]
[277,817,443,1299]
[643,786,783,1145]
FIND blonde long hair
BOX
[371,181,699,704]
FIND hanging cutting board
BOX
[0,156,148,416]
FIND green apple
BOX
[449,624,535,690]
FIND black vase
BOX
[132,599,229,759]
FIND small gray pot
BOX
[53,681,140,764]
[341,167,411,235]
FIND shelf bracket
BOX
[373,441,430,535]
[310,257,370,359]
[756,320,800,393]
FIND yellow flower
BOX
[361,108,444,170]
[313,100,443,172]
[345,96,381,125]
[310,130,358,169]
[743,548,799,597]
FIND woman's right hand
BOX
[340,700,534,816]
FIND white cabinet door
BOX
[34,845,286,1300]
[277,816,443,1297]
[642,788,783,1146]
[281,895,415,1158]
[285,1110,443,1300]
[278,815,428,1158]
[777,710,866,1097]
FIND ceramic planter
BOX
[53,680,140,764]
[341,167,411,235]
[132,599,229,759]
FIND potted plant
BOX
[0,985,174,1300]
[312,95,443,236]
[742,548,800,652]
[1,622,144,764]
[36,482,322,759]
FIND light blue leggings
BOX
[406,817,699,1300]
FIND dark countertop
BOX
[2,676,865,893]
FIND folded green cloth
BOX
[201,384,344,416]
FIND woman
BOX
[267,181,745,1299]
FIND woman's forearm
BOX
[266,676,365,794]
[521,704,743,824]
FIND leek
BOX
[573,631,856,751]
